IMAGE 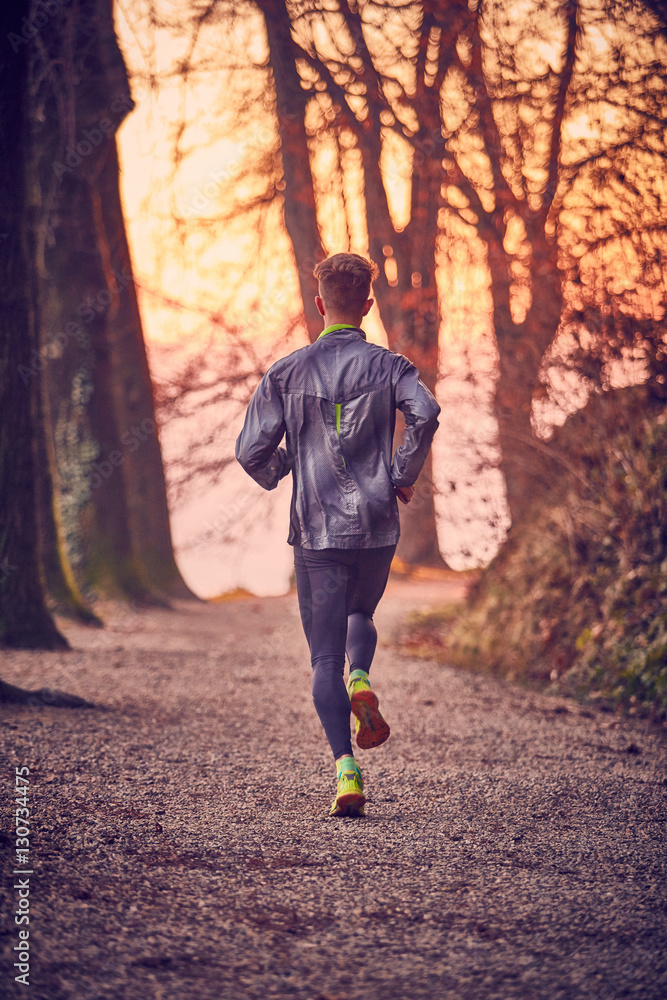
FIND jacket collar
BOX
[317,324,366,341]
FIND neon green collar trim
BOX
[317,323,358,339]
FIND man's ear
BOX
[362,298,374,317]
[315,295,326,318]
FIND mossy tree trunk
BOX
[0,0,67,650]
[29,0,194,602]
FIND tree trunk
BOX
[93,143,196,599]
[0,0,67,650]
[356,8,448,568]
[458,0,577,529]
[260,1,448,566]
[35,163,152,600]
[488,230,563,526]
[395,449,444,567]
[25,108,101,624]
[29,0,189,602]
[261,0,325,342]
[32,360,102,624]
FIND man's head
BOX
[313,253,379,325]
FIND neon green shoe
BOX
[347,669,391,750]
[329,756,365,817]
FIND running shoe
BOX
[347,669,391,750]
[329,757,365,817]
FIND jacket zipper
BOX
[335,402,346,469]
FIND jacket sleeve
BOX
[235,371,291,491]
[391,361,441,487]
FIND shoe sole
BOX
[330,791,366,817]
[350,689,390,750]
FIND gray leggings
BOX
[293,544,396,760]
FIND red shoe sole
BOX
[330,791,366,817]
[351,689,390,749]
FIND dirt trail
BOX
[1,581,665,1000]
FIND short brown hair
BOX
[313,253,379,311]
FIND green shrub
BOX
[396,387,667,720]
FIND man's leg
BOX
[346,545,396,749]
[293,546,365,816]
[293,546,354,761]
[346,544,396,675]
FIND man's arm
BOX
[391,361,440,490]
[235,371,291,491]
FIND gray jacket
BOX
[235,326,440,549]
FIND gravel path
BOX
[1,581,666,1000]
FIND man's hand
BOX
[394,484,416,505]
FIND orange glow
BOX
[110,0,665,595]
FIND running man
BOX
[236,253,440,817]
